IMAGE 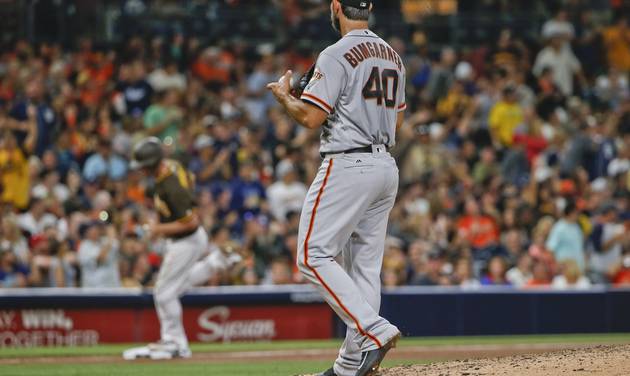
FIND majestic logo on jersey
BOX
[306,69,324,91]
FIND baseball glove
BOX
[290,63,316,99]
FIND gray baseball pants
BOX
[296,147,400,376]
[154,226,210,349]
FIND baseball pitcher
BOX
[267,1,406,375]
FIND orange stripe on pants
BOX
[303,159,383,349]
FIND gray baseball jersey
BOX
[301,29,406,153]
[295,27,404,376]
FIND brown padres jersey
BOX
[153,159,196,224]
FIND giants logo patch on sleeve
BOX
[306,69,324,91]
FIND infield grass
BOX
[1,333,629,375]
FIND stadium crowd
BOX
[1,1,630,289]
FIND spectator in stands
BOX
[244,53,276,125]
[611,248,630,286]
[82,138,128,182]
[266,160,307,222]
[488,29,523,73]
[229,160,266,219]
[32,170,71,203]
[589,203,627,282]
[0,110,37,209]
[506,253,533,287]
[594,68,629,110]
[0,248,28,288]
[452,258,480,288]
[488,85,524,147]
[17,198,58,237]
[525,261,551,287]
[0,215,29,265]
[189,133,231,191]
[236,257,260,286]
[481,256,510,286]
[529,217,557,275]
[119,234,153,288]
[382,260,407,288]
[192,47,232,87]
[9,79,56,157]
[148,60,187,92]
[500,229,525,266]
[425,47,456,102]
[382,238,408,288]
[77,221,121,288]
[541,8,575,43]
[533,32,585,96]
[143,89,184,146]
[27,235,73,287]
[546,201,586,273]
[472,147,499,185]
[263,257,293,285]
[457,196,500,253]
[406,240,429,283]
[116,61,153,117]
[412,249,451,286]
[399,122,450,186]
[552,260,591,289]
[602,15,630,72]
[537,67,561,96]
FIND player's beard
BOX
[330,8,341,34]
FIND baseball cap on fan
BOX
[339,0,371,9]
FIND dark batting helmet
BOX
[130,137,163,170]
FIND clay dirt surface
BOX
[2,342,630,376]
[380,344,630,376]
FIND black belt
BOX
[170,227,198,240]
[321,145,388,158]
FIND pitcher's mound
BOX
[381,344,630,376]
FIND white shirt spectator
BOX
[552,275,591,290]
[608,158,630,177]
[18,211,58,235]
[460,279,481,289]
[148,68,186,92]
[506,266,532,287]
[542,20,575,40]
[78,237,121,288]
[590,222,624,276]
[1,237,29,265]
[31,182,70,202]
[533,45,581,96]
[266,160,307,221]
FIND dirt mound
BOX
[382,344,630,376]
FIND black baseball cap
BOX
[340,0,371,9]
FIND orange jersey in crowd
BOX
[457,215,500,249]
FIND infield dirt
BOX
[380,344,630,376]
[2,342,629,375]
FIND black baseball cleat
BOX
[318,367,337,376]
[355,333,401,376]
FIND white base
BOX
[123,346,152,360]
[122,345,191,360]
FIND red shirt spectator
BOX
[192,48,232,85]
[457,198,499,249]
[513,133,548,165]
